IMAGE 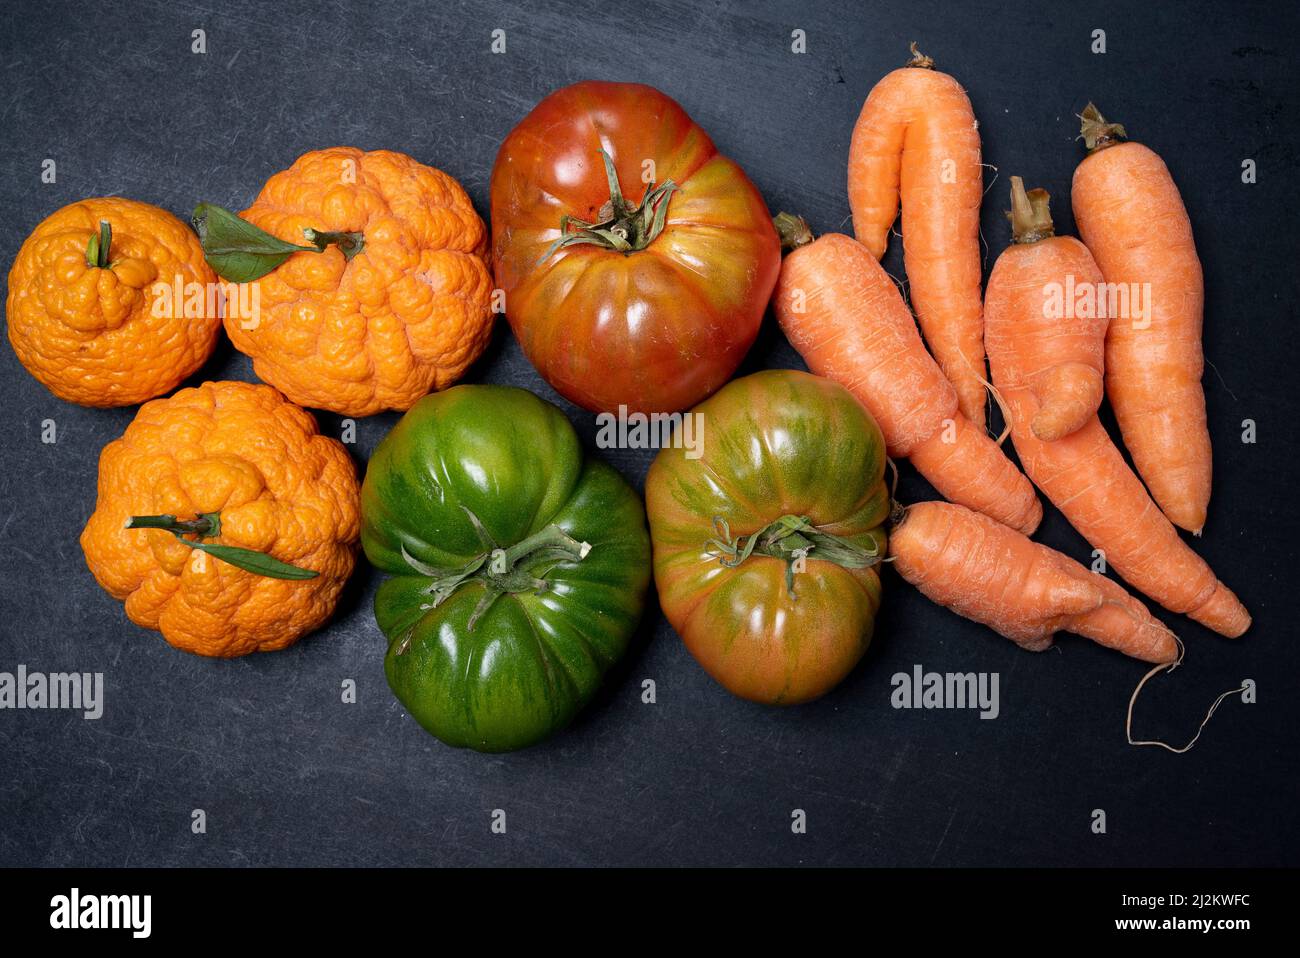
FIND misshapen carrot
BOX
[773,216,1041,536]
[986,185,1250,639]
[890,501,1178,664]
[985,178,1107,441]
[848,43,986,428]
[1072,103,1212,533]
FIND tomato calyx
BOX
[537,149,679,264]
[396,505,593,648]
[705,514,882,599]
[126,512,319,580]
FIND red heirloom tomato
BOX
[646,370,889,705]
[490,81,781,415]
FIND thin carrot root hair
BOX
[885,456,901,501]
[980,162,1001,197]
[886,265,910,301]
[883,458,905,560]
[1125,635,1247,753]
[973,369,1013,445]
[979,163,1000,267]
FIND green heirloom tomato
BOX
[361,385,651,752]
[646,369,888,705]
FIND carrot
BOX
[984,178,1107,441]
[985,183,1250,639]
[773,214,1041,536]
[1071,103,1212,533]
[890,501,1178,664]
[847,43,987,428]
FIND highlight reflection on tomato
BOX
[490,80,780,415]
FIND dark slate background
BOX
[1,0,1297,868]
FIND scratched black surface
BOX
[0,0,1297,868]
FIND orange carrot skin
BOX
[1073,141,1211,533]
[775,233,1041,535]
[906,414,1041,535]
[890,501,1178,664]
[984,368,1249,637]
[848,60,986,427]
[984,234,1108,441]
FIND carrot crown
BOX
[1007,176,1054,244]
[1079,102,1127,153]
[906,41,934,69]
[773,212,814,251]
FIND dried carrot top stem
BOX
[1007,176,1055,244]
[905,41,934,69]
[773,212,814,251]
[1079,102,1128,153]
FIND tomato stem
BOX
[705,514,882,599]
[397,507,593,643]
[536,150,678,265]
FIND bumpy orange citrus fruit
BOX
[6,197,220,406]
[222,147,495,416]
[81,380,361,657]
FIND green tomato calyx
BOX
[536,149,678,264]
[705,514,881,599]
[396,506,593,649]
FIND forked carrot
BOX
[890,500,1178,664]
[773,215,1041,535]
[1072,103,1212,533]
[984,178,1107,441]
[848,43,987,428]
[986,185,1250,638]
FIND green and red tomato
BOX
[646,369,889,704]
